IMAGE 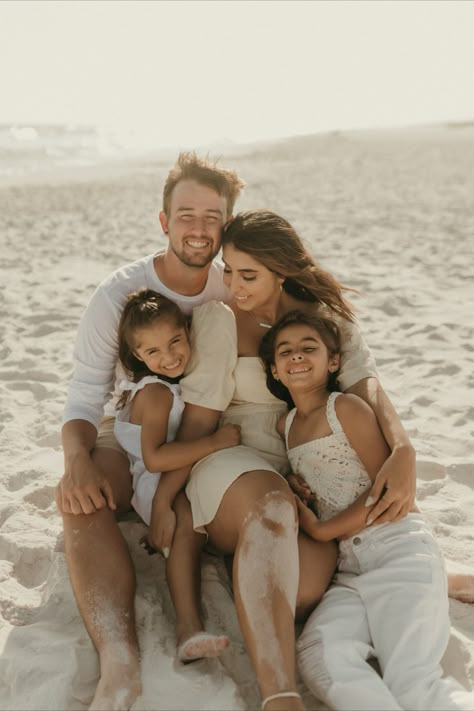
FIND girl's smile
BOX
[272,324,339,389]
[132,320,191,377]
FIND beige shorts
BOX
[95,416,127,456]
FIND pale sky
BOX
[1,0,474,147]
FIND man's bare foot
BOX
[89,644,141,711]
[177,631,230,663]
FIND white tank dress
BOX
[114,375,184,525]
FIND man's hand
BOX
[56,449,116,515]
[287,472,316,506]
[144,505,177,559]
[365,445,416,526]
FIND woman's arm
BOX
[140,384,240,474]
[345,377,416,525]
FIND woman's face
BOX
[222,243,283,312]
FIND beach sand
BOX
[0,124,473,709]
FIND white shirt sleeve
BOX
[62,286,122,430]
[334,315,379,391]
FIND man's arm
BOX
[345,377,416,524]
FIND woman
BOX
[156,210,469,710]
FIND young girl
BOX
[259,310,474,711]
[114,288,240,662]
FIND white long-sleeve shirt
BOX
[62,251,230,430]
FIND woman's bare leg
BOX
[59,448,141,711]
[295,530,338,622]
[207,470,305,711]
[166,492,229,659]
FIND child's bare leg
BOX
[59,448,141,711]
[166,492,229,661]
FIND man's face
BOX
[160,179,228,268]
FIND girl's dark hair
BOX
[259,310,341,409]
[117,289,189,409]
[223,210,356,322]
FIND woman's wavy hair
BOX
[117,289,190,409]
[259,310,341,409]
[223,210,355,322]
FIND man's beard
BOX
[172,243,217,268]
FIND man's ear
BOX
[159,211,169,234]
[224,214,234,229]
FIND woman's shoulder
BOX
[191,300,237,335]
[193,300,235,320]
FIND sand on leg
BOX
[207,470,308,711]
[60,447,141,711]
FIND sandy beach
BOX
[0,124,473,710]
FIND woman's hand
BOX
[365,444,416,526]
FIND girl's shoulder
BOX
[333,391,378,428]
[119,375,178,400]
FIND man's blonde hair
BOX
[162,152,246,219]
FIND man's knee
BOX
[92,447,133,512]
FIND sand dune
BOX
[0,125,473,709]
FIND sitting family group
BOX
[56,153,473,711]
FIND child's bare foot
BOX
[446,560,474,603]
[448,571,474,603]
[89,644,141,711]
[177,631,230,663]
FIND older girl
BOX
[259,310,473,710]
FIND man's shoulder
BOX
[97,253,156,300]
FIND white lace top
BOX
[285,392,371,521]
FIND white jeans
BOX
[297,513,474,710]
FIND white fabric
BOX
[63,251,230,429]
[297,514,474,710]
[114,376,184,525]
[286,392,372,521]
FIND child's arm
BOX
[296,394,391,541]
[145,402,224,554]
[277,412,316,506]
[139,383,240,473]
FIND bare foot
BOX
[177,631,230,663]
[448,571,474,603]
[89,644,141,711]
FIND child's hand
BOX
[288,473,316,506]
[211,423,241,451]
[295,496,328,541]
[142,506,177,559]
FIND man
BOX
[56,153,246,710]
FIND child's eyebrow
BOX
[276,336,320,349]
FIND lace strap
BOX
[284,408,298,448]
[326,392,343,434]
